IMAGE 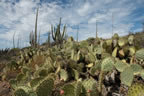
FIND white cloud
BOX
[0,0,143,48]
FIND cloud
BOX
[0,0,143,49]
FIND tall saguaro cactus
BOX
[29,31,35,47]
[47,32,51,46]
[77,25,79,42]
[13,31,16,48]
[112,13,114,36]
[96,20,98,39]
[29,8,39,48]
[35,8,39,47]
[51,18,66,44]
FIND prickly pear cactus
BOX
[135,49,144,60]
[30,77,43,88]
[112,33,119,40]
[120,66,134,86]
[82,78,99,96]
[14,88,28,96]
[127,83,144,96]
[112,47,118,57]
[128,46,136,56]
[35,77,54,96]
[101,57,114,72]
[130,64,142,75]
[9,79,17,89]
[114,60,128,72]
[89,61,101,76]
[60,83,75,96]
[118,38,127,47]
[60,69,69,81]
[128,35,134,45]
[14,86,32,96]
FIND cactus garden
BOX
[1,18,144,96]
[1,1,144,96]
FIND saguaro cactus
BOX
[29,8,39,48]
[47,32,51,46]
[29,31,35,47]
[34,8,39,47]
[51,18,66,44]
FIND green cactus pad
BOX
[61,81,82,96]
[16,73,26,82]
[112,33,119,40]
[28,92,37,96]
[82,78,99,96]
[89,61,101,76]
[120,66,134,86]
[128,35,134,45]
[60,69,69,81]
[72,69,80,80]
[36,77,54,96]
[30,77,43,88]
[128,83,144,96]
[114,60,128,72]
[128,46,136,56]
[87,53,96,63]
[82,78,97,91]
[101,57,114,72]
[74,81,82,96]
[140,70,144,79]
[118,38,126,47]
[9,79,17,89]
[130,64,142,75]
[135,49,144,60]
[112,47,118,57]
[61,83,75,96]
[22,66,30,74]
[14,89,28,96]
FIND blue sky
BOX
[0,0,144,49]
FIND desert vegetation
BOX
[0,8,144,96]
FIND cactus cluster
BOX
[3,31,144,96]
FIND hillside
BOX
[0,32,144,96]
